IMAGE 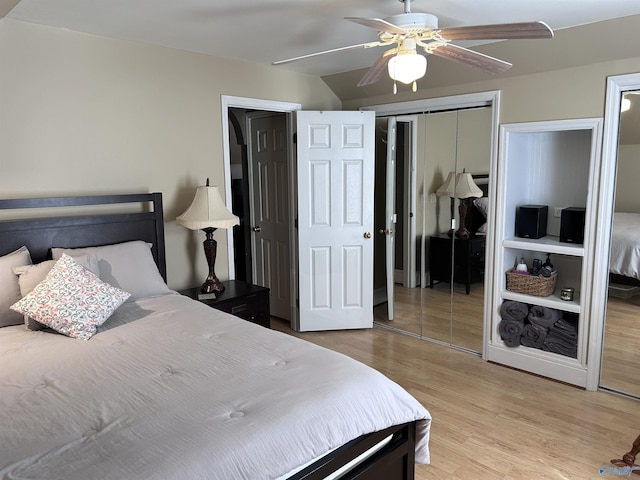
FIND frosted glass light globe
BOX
[387,53,427,85]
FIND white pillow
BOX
[0,246,32,328]
[12,254,100,331]
[473,197,489,219]
[51,240,172,301]
[10,254,130,340]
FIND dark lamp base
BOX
[455,227,470,239]
[201,277,225,294]
[200,227,226,295]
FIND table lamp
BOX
[176,179,239,296]
[436,170,483,238]
[436,171,457,237]
[452,171,483,239]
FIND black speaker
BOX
[560,207,586,244]
[516,205,548,239]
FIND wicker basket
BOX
[505,269,557,297]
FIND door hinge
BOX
[293,132,297,144]
[295,217,298,229]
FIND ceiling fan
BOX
[273,0,553,93]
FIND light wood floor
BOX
[272,318,640,479]
[374,282,485,354]
[374,281,640,399]
[601,293,640,398]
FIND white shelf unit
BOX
[486,118,603,388]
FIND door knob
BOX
[363,232,372,239]
[252,226,262,232]
[379,229,394,235]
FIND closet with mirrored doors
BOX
[366,92,498,354]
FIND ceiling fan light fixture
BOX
[387,51,427,85]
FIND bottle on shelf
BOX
[516,257,528,273]
[540,253,555,277]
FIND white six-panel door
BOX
[296,111,375,331]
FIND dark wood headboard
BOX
[0,193,166,281]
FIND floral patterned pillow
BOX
[10,254,130,340]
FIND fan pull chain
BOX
[393,80,398,95]
[412,80,417,92]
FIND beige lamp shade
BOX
[435,172,457,197]
[436,171,483,199]
[454,172,483,199]
[176,185,239,230]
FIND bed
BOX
[609,212,640,284]
[0,193,431,480]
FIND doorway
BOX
[222,97,376,332]
[221,96,301,325]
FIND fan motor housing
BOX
[384,13,438,31]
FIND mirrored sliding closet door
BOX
[370,94,497,354]
[598,77,640,399]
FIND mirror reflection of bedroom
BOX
[372,106,491,354]
[600,89,640,398]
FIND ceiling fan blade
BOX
[430,44,512,74]
[345,17,407,35]
[357,51,394,87]
[272,42,381,65]
[439,21,553,41]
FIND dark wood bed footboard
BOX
[609,273,640,287]
[290,422,416,480]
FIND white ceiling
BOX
[5,0,640,78]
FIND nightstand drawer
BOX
[471,238,486,255]
[213,292,269,324]
[179,281,270,328]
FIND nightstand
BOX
[429,235,486,294]
[180,280,270,328]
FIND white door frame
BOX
[221,96,301,325]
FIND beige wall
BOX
[0,19,341,290]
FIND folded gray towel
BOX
[528,305,563,329]
[499,318,525,347]
[520,323,548,349]
[543,318,578,357]
[543,337,578,357]
[499,300,529,321]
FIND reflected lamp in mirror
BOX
[436,171,457,237]
[176,179,239,297]
[436,171,483,239]
[453,172,483,239]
